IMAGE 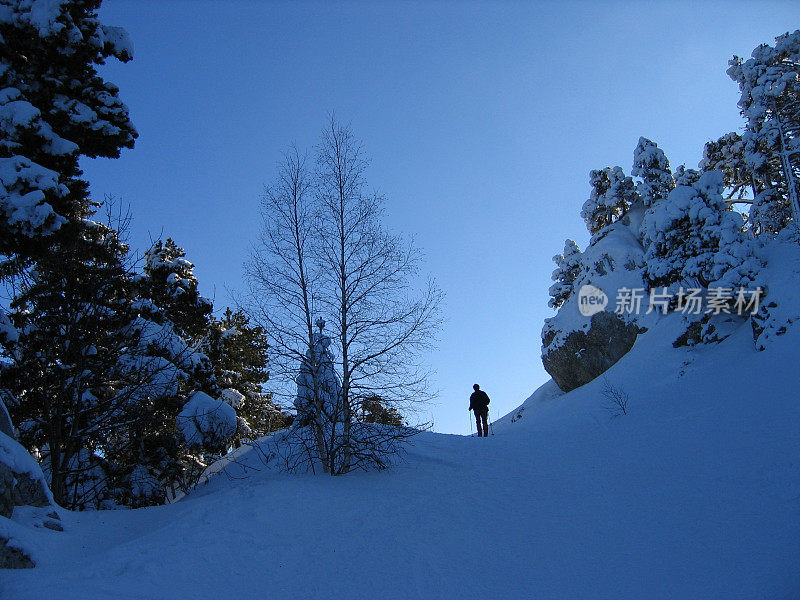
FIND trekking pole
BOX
[469,410,474,437]
[489,410,495,436]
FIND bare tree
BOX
[244,145,331,471]
[243,118,442,475]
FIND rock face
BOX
[0,398,62,569]
[0,465,52,518]
[543,310,643,392]
[542,221,648,393]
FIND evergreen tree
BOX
[1,219,146,508]
[142,238,213,343]
[358,395,404,427]
[205,308,288,445]
[0,0,136,276]
[700,132,755,205]
[674,165,702,187]
[727,30,800,235]
[632,137,675,207]
[105,293,219,507]
[640,171,751,289]
[120,240,227,503]
[548,239,583,309]
[0,3,245,507]
[581,167,638,234]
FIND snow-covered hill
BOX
[2,311,799,599]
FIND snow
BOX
[99,25,134,60]
[1,300,797,597]
[751,227,800,350]
[0,432,48,484]
[294,322,343,423]
[0,0,67,37]
[220,388,245,409]
[0,309,17,343]
[176,391,237,449]
[0,156,67,235]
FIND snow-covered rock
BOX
[543,310,643,392]
[0,400,61,569]
[542,220,648,391]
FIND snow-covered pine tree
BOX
[581,167,638,234]
[1,219,147,509]
[548,239,583,309]
[632,137,675,208]
[727,30,800,235]
[358,394,404,427]
[204,308,288,445]
[700,132,755,207]
[142,238,213,344]
[0,0,136,276]
[116,241,233,504]
[673,165,702,187]
[105,294,220,507]
[640,171,753,289]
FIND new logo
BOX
[577,284,608,316]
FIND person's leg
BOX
[480,412,488,436]
[475,412,482,436]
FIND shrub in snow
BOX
[601,379,630,418]
[177,391,237,452]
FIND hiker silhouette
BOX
[469,384,490,437]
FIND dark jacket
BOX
[469,390,490,414]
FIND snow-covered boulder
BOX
[177,391,237,451]
[1,399,62,569]
[542,220,648,392]
[543,311,642,392]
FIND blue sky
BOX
[83,1,797,434]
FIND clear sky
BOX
[83,0,797,434]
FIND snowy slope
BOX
[2,315,799,599]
